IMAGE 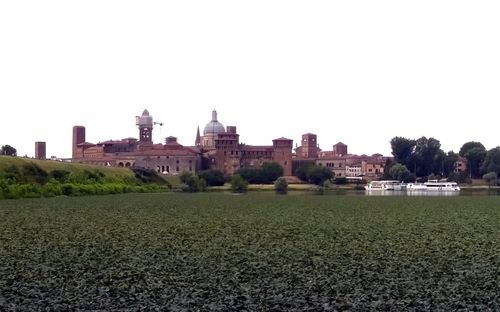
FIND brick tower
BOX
[136,109,153,143]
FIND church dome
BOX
[203,110,225,135]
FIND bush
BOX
[295,165,312,182]
[274,177,288,194]
[22,163,49,185]
[132,168,169,186]
[231,174,248,193]
[307,166,333,185]
[236,168,262,184]
[41,181,63,197]
[50,170,70,183]
[448,171,471,184]
[260,162,284,184]
[236,162,284,184]
[179,172,206,192]
[483,171,498,186]
[334,177,347,185]
[198,169,225,186]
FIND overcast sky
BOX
[1,1,499,158]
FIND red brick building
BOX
[72,110,201,175]
[72,109,294,177]
[198,110,293,176]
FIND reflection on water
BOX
[307,188,500,197]
[364,190,459,197]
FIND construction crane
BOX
[154,121,164,143]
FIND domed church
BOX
[72,109,294,177]
[195,110,293,176]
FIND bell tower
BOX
[136,109,153,143]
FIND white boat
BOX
[424,180,461,192]
[406,183,428,191]
[407,180,460,192]
[365,180,405,191]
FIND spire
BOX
[212,109,217,121]
[195,126,201,146]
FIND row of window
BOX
[320,162,344,168]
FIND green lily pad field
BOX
[1,193,499,310]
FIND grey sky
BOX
[1,1,499,158]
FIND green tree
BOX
[388,163,414,183]
[295,164,311,182]
[231,174,248,193]
[260,162,284,184]
[198,169,225,186]
[482,171,497,187]
[483,171,498,186]
[179,171,206,192]
[307,165,333,185]
[481,147,500,176]
[412,137,444,178]
[442,151,459,177]
[274,177,288,194]
[236,162,284,184]
[465,147,487,178]
[390,137,416,168]
[459,141,486,179]
[459,141,485,157]
[1,145,17,156]
[236,168,261,184]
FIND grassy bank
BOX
[0,156,170,199]
[0,156,134,179]
[1,193,498,310]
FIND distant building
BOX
[35,141,46,160]
[333,142,348,156]
[72,109,294,176]
[455,157,467,173]
[316,157,347,177]
[295,133,319,159]
[72,110,201,174]
[198,110,293,176]
[296,134,389,178]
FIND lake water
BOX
[276,189,500,197]
[310,188,500,197]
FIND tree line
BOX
[387,137,500,183]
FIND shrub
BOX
[307,166,333,185]
[274,177,288,194]
[22,163,49,185]
[179,172,206,192]
[61,184,74,196]
[41,181,63,197]
[334,177,347,185]
[483,171,498,186]
[50,170,70,183]
[236,168,262,184]
[260,162,284,184]
[236,162,284,184]
[198,169,225,186]
[231,174,248,193]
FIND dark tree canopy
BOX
[236,162,284,184]
[1,145,17,156]
[198,169,225,186]
[481,147,500,177]
[388,163,414,183]
[412,137,443,178]
[459,141,485,157]
[465,147,487,178]
[390,137,415,168]
[306,165,333,185]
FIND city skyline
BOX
[1,1,499,158]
